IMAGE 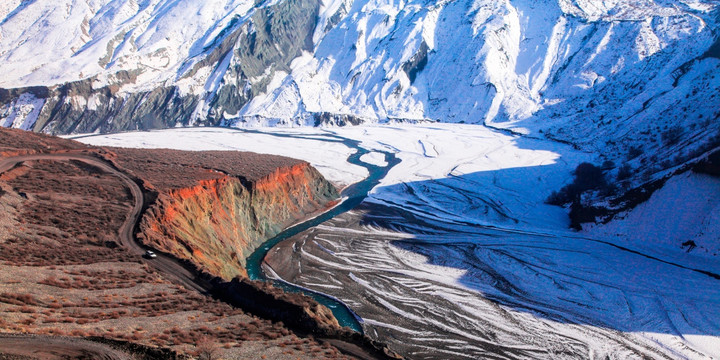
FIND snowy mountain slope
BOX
[0,0,321,133]
[242,0,719,127]
[0,0,255,89]
[0,1,21,22]
[0,0,719,176]
[587,170,720,259]
[0,0,716,128]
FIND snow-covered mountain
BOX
[1,0,718,162]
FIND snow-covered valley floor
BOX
[75,125,720,359]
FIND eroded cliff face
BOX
[138,162,338,280]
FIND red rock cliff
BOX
[137,162,339,280]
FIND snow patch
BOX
[71,127,367,187]
[359,152,388,167]
[1,93,45,131]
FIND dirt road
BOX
[0,152,386,360]
[0,153,211,293]
[0,335,134,360]
[0,153,210,358]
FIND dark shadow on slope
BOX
[0,0,36,27]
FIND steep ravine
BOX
[138,162,338,281]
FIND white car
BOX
[144,250,157,259]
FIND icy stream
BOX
[242,130,400,332]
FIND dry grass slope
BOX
[0,127,352,359]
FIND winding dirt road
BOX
[0,153,211,293]
[0,152,212,357]
[0,152,384,360]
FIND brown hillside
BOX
[0,127,351,359]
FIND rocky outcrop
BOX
[0,77,200,134]
[138,162,338,280]
[0,0,321,135]
[200,0,321,125]
[119,151,404,358]
[402,41,429,85]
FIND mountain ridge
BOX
[1,0,719,193]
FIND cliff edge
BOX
[105,148,339,281]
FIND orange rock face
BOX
[0,130,339,283]
[139,162,338,280]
